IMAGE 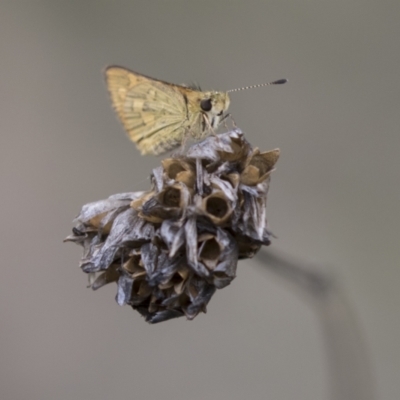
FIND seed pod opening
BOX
[162,158,195,187]
[241,149,280,186]
[202,192,233,225]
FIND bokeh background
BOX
[1,1,399,399]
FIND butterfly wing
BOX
[105,66,192,155]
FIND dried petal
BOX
[185,217,210,277]
[159,219,185,257]
[116,272,134,306]
[90,264,119,290]
[184,279,216,320]
[130,191,155,211]
[89,208,138,272]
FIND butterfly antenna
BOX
[227,79,288,93]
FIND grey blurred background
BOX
[1,1,399,399]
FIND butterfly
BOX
[105,66,287,156]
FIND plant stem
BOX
[254,249,376,400]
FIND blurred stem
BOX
[254,249,375,400]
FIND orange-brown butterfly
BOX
[105,66,287,155]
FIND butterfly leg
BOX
[202,115,223,150]
[221,113,237,129]
[171,133,189,157]
[203,114,218,137]
[180,133,189,153]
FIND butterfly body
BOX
[105,66,230,155]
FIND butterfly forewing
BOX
[105,67,189,154]
[123,82,184,141]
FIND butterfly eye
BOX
[200,98,212,112]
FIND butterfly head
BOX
[199,91,230,128]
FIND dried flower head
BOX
[65,130,279,323]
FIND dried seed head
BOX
[65,130,279,323]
